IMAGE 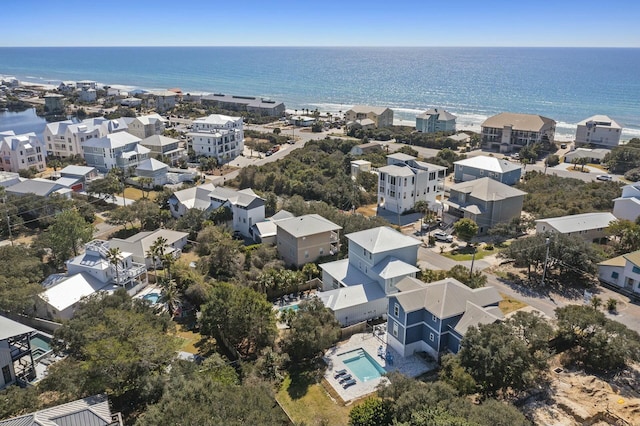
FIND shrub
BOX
[624,167,640,182]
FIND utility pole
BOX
[469,244,476,278]
[541,237,551,286]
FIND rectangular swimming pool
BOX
[279,304,299,312]
[338,348,386,382]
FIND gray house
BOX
[453,155,522,185]
[444,177,527,234]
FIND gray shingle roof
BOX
[0,394,113,426]
[449,177,527,201]
[481,112,555,132]
[535,212,617,234]
[276,214,341,238]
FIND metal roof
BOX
[276,214,341,238]
[454,155,523,174]
[535,212,616,234]
[0,315,35,341]
[347,226,421,254]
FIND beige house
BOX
[535,212,616,242]
[276,214,341,267]
[127,114,167,139]
[345,105,394,128]
[481,112,556,153]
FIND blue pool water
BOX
[338,348,386,382]
[279,304,299,313]
[30,333,52,359]
[143,293,161,304]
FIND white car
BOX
[433,231,454,243]
[596,174,613,181]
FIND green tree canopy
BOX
[454,218,479,244]
[0,245,50,313]
[40,209,94,267]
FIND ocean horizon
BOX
[2,46,639,141]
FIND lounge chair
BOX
[333,369,347,379]
[339,374,352,383]
[342,378,356,388]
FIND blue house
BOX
[416,108,456,133]
[453,155,522,185]
[386,277,503,358]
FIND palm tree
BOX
[146,236,167,270]
[106,247,123,286]
[161,252,176,281]
[158,276,181,316]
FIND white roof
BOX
[371,256,419,279]
[377,164,416,177]
[83,131,141,149]
[449,177,527,201]
[387,152,416,162]
[577,114,622,129]
[135,113,167,125]
[60,165,96,176]
[536,212,617,234]
[347,226,421,254]
[40,273,114,311]
[0,315,35,340]
[110,229,188,259]
[276,214,341,238]
[193,114,242,126]
[319,258,375,287]
[140,134,178,147]
[136,158,169,172]
[348,105,391,115]
[253,221,278,238]
[318,281,386,311]
[454,155,523,174]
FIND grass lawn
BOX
[498,292,527,315]
[443,246,498,261]
[123,186,158,201]
[172,321,217,356]
[277,372,353,426]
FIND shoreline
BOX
[3,73,636,143]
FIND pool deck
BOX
[134,284,163,299]
[323,332,436,403]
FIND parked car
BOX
[596,174,613,181]
[560,143,567,149]
[433,231,454,242]
[510,152,520,160]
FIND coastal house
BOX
[109,229,188,268]
[0,171,21,188]
[150,90,178,112]
[57,81,76,92]
[201,93,285,116]
[5,178,72,199]
[134,158,169,186]
[275,214,342,267]
[0,394,123,426]
[59,165,99,189]
[447,133,471,144]
[535,212,617,242]
[350,159,372,179]
[377,153,446,214]
[121,97,142,107]
[288,115,316,127]
[416,108,456,133]
[78,88,97,103]
[43,93,65,113]
[613,184,640,222]
[386,277,503,358]
[319,226,421,326]
[345,105,394,128]
[127,113,167,139]
[250,210,295,245]
[209,186,265,238]
[349,141,382,156]
[43,117,132,158]
[140,134,185,164]
[563,147,610,164]
[453,155,523,185]
[444,177,526,234]
[0,315,36,390]
[575,115,623,149]
[82,132,149,172]
[346,118,376,131]
[481,112,556,153]
[188,114,244,164]
[598,250,640,298]
[76,80,97,90]
[168,183,216,218]
[0,131,47,173]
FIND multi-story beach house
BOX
[275,214,341,267]
[345,105,394,128]
[0,131,47,173]
[188,114,244,163]
[82,132,149,172]
[126,113,167,139]
[43,93,65,113]
[481,112,556,153]
[574,115,623,149]
[613,184,640,223]
[201,93,285,117]
[444,177,526,234]
[150,90,178,112]
[453,155,522,185]
[209,186,265,238]
[386,277,503,358]
[598,250,640,298]
[377,153,446,214]
[0,315,36,390]
[415,108,456,133]
[139,135,185,165]
[318,226,421,326]
[43,117,132,158]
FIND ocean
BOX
[1,47,639,140]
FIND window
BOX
[633,266,640,274]
[2,365,12,385]
[319,247,324,255]
[392,322,398,337]
[611,271,619,279]
[429,333,435,342]
[393,303,399,317]
[432,314,437,322]
[304,250,309,259]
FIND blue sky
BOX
[3,0,639,47]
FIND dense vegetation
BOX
[516,171,622,218]
[605,138,640,174]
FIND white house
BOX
[209,186,265,238]
[168,183,217,218]
[76,80,97,90]
[575,115,623,149]
[109,229,189,268]
[0,131,47,173]
[78,88,97,103]
[535,212,617,242]
[350,160,372,179]
[598,250,640,298]
[82,132,149,172]
[151,90,178,112]
[319,226,421,325]
[134,158,169,186]
[251,210,295,245]
[127,114,167,139]
[43,117,132,158]
[188,114,244,164]
[481,112,556,153]
[453,155,523,185]
[563,148,610,164]
[613,184,640,222]
[0,316,35,390]
[377,153,446,214]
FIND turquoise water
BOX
[338,348,386,382]
[143,293,161,304]
[30,334,51,351]
[1,47,639,139]
[279,304,299,313]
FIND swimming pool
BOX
[143,292,161,304]
[338,348,386,382]
[278,304,299,313]
[30,333,52,359]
